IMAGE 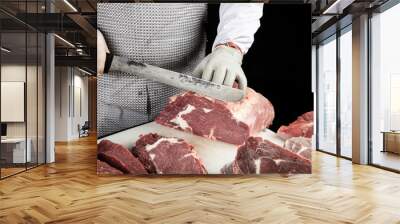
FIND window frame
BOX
[0,0,48,180]
[367,0,400,173]
[315,23,353,161]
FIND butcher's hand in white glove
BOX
[97,29,110,75]
[193,44,247,90]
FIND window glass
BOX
[317,36,337,154]
[0,1,46,178]
[1,24,28,178]
[371,3,400,171]
[339,29,352,158]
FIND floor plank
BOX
[0,135,399,224]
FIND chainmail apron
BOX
[97,3,207,138]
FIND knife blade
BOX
[104,54,245,102]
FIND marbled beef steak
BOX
[133,133,207,174]
[155,88,274,145]
[277,111,314,139]
[98,138,113,154]
[283,137,312,160]
[98,140,147,175]
[221,137,311,174]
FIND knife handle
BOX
[104,53,114,74]
[106,54,147,75]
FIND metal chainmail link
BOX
[97,3,207,137]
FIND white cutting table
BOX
[99,122,284,174]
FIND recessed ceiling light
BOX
[1,47,11,53]
[78,67,93,76]
[63,0,78,12]
[54,34,75,48]
[323,0,354,15]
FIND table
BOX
[1,138,31,163]
[381,131,400,154]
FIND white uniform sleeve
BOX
[213,3,264,54]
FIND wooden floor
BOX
[1,136,400,224]
[1,167,26,178]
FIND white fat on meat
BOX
[297,147,308,156]
[207,128,216,140]
[284,137,312,154]
[273,159,285,166]
[180,152,201,162]
[202,108,212,113]
[254,158,261,174]
[254,157,285,174]
[145,137,180,152]
[170,104,196,130]
[226,88,273,132]
[182,152,196,159]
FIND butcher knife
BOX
[103,54,245,102]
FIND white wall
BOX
[70,73,89,138]
[54,66,70,141]
[1,63,46,164]
[1,65,37,138]
[54,67,89,141]
[1,65,26,140]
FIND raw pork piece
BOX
[277,111,314,139]
[97,160,123,175]
[284,137,312,160]
[155,88,274,145]
[132,133,207,174]
[98,140,147,175]
[221,137,311,174]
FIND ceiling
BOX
[311,0,391,43]
[0,0,97,73]
[1,0,393,73]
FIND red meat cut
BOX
[277,111,314,139]
[221,137,311,174]
[155,88,274,145]
[98,140,147,175]
[97,160,123,175]
[283,137,312,160]
[132,133,207,174]
[98,138,113,154]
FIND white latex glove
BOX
[97,29,110,75]
[193,45,247,90]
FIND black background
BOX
[207,4,312,131]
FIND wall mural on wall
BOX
[96,3,313,175]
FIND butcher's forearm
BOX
[213,3,264,54]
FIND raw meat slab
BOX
[98,139,147,175]
[284,137,312,160]
[97,160,124,175]
[277,111,314,139]
[155,88,274,145]
[221,137,311,174]
[133,133,207,174]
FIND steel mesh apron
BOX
[97,3,207,138]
